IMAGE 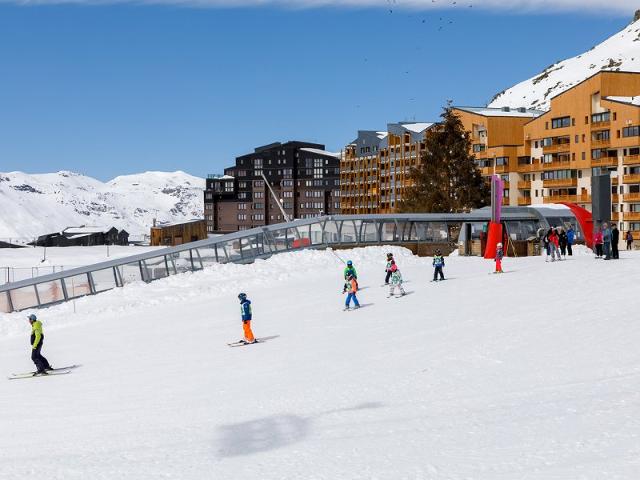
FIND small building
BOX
[150,219,207,247]
[33,226,129,247]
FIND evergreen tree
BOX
[400,103,490,213]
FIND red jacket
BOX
[549,232,559,246]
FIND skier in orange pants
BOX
[238,293,256,344]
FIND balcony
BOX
[544,195,578,204]
[611,212,620,222]
[623,212,640,221]
[518,197,532,206]
[517,180,531,189]
[592,157,617,168]
[623,192,640,202]
[623,155,640,166]
[591,120,610,128]
[623,174,640,184]
[578,194,592,203]
[542,143,571,153]
[591,138,611,147]
[542,178,578,188]
[542,159,571,171]
[494,164,508,174]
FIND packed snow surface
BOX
[1,245,640,479]
[0,170,204,240]
[489,17,640,110]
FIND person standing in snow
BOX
[541,228,550,261]
[626,230,634,250]
[566,225,575,256]
[384,253,395,285]
[546,228,561,262]
[602,222,612,260]
[343,273,360,310]
[28,314,53,375]
[594,228,604,258]
[387,264,406,297]
[432,249,445,281]
[494,242,504,273]
[611,223,620,259]
[238,293,256,344]
[558,227,568,258]
[343,260,358,286]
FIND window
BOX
[253,203,264,209]
[472,144,486,153]
[254,192,264,199]
[281,180,293,187]
[623,126,640,138]
[238,192,248,199]
[551,116,571,129]
[282,191,293,198]
[237,203,247,210]
[313,168,324,179]
[254,180,264,188]
[251,214,264,221]
[237,170,247,177]
[592,130,610,141]
[224,182,234,192]
[591,112,610,124]
[495,157,508,166]
[239,182,247,188]
[237,214,247,221]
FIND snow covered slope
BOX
[0,171,204,240]
[489,14,640,110]
[1,246,639,479]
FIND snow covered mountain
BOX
[489,11,640,110]
[0,171,205,240]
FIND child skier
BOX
[343,273,360,310]
[28,314,53,375]
[432,249,445,281]
[387,264,406,298]
[238,293,257,344]
[384,252,395,285]
[494,242,504,273]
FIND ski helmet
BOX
[435,249,441,255]
[238,293,247,301]
[386,252,393,258]
[28,314,37,322]
[346,260,353,266]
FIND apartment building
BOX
[519,71,640,239]
[204,141,341,233]
[341,122,434,214]
[451,106,545,207]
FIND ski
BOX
[9,370,72,380]
[227,340,260,347]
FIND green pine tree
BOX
[399,103,490,213]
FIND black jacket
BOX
[612,228,619,244]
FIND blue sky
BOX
[0,1,636,180]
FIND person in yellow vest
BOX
[28,314,53,374]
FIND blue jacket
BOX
[433,255,445,268]
[567,228,575,245]
[603,227,611,243]
[240,299,252,321]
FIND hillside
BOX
[0,170,204,241]
[489,13,640,110]
[1,246,639,479]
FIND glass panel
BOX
[361,221,379,243]
[191,249,203,270]
[196,246,218,267]
[340,221,358,244]
[309,221,324,245]
[396,221,411,241]
[171,250,197,273]
[36,280,66,305]
[447,223,462,243]
[381,222,397,242]
[144,256,170,280]
[240,236,258,259]
[118,262,144,285]
[91,268,118,292]
[288,228,309,249]
[352,220,363,243]
[410,222,427,241]
[9,286,39,311]
[64,274,93,298]
[323,221,340,244]
[270,229,289,252]
[426,222,449,242]
[262,232,277,253]
[252,234,266,256]
[0,292,11,313]
[222,240,242,262]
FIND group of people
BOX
[541,225,575,262]
[593,222,621,260]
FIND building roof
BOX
[453,106,545,118]
[399,122,434,134]
[151,219,205,229]
[604,95,640,106]
[299,147,341,158]
[63,226,115,235]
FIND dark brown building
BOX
[205,141,341,233]
[150,219,207,246]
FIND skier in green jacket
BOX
[28,314,52,374]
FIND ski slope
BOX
[1,246,640,479]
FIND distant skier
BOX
[567,225,575,256]
[626,230,634,250]
[387,264,406,298]
[558,227,568,257]
[343,273,360,310]
[432,249,445,281]
[28,314,53,375]
[494,242,504,273]
[343,260,358,288]
[594,228,604,258]
[384,253,395,285]
[238,293,257,344]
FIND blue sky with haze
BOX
[0,1,637,180]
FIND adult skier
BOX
[567,225,575,256]
[387,264,406,298]
[343,260,358,288]
[28,314,53,375]
[343,273,360,310]
[384,253,395,285]
[238,293,257,344]
[611,223,620,259]
[432,249,445,281]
